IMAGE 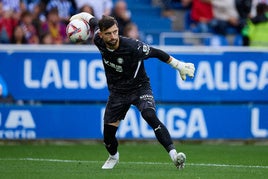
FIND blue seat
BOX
[123,0,152,5]
[233,34,243,46]
[140,31,160,45]
[132,17,172,32]
[184,10,193,31]
[130,6,161,17]
[203,35,229,46]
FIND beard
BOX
[105,39,118,48]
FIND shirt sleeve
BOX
[148,47,170,63]
[134,41,170,63]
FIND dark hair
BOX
[21,10,32,19]
[98,15,118,31]
[256,3,267,15]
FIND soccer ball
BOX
[66,19,90,43]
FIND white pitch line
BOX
[1,158,268,169]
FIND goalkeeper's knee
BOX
[141,108,161,129]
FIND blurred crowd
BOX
[161,0,268,46]
[0,0,141,45]
[0,0,268,46]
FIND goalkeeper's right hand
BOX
[70,12,94,22]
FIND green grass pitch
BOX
[0,141,268,179]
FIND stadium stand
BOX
[3,0,266,46]
[116,0,173,45]
[116,0,229,46]
[115,0,249,46]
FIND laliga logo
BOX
[0,110,36,139]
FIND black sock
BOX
[103,124,118,155]
[142,108,175,152]
[154,124,175,152]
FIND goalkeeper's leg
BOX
[101,94,130,169]
[141,108,186,169]
[102,124,119,169]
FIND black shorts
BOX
[103,83,156,124]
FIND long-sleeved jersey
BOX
[90,18,170,94]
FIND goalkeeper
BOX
[70,12,195,170]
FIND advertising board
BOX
[0,46,267,102]
[0,104,267,139]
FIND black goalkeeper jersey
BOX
[94,34,152,94]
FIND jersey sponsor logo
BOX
[103,58,123,72]
[117,58,123,64]
[140,94,154,101]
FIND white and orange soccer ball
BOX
[66,19,90,43]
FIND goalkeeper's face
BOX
[100,24,119,49]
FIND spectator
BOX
[46,0,77,24]
[40,32,53,44]
[30,2,47,40]
[242,2,268,46]
[235,0,253,45]
[182,0,213,33]
[161,0,187,18]
[41,7,68,44]
[236,0,252,20]
[1,0,23,13]
[19,10,39,44]
[0,4,19,43]
[23,0,44,12]
[210,0,240,35]
[75,0,113,20]
[252,0,268,16]
[111,0,132,35]
[1,0,25,21]
[11,25,28,44]
[123,22,140,40]
[26,0,47,22]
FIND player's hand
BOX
[70,12,94,22]
[169,57,195,80]
[178,62,195,80]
